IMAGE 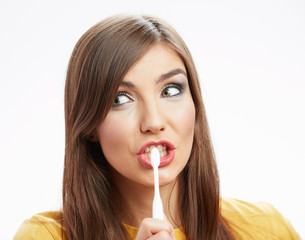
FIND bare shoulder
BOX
[13,211,66,240]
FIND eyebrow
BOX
[120,68,187,88]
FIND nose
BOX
[139,101,166,134]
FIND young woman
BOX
[14,14,300,240]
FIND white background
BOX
[0,0,304,239]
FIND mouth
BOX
[137,140,175,168]
[143,144,168,159]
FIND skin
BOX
[97,43,196,239]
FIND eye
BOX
[113,92,133,106]
[161,84,182,97]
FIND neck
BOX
[110,169,181,228]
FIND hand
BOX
[135,218,175,240]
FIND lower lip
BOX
[137,149,175,168]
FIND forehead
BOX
[123,44,186,82]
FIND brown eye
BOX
[161,85,181,97]
[162,89,169,97]
[113,98,119,104]
[113,93,133,106]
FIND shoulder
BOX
[13,211,66,240]
[221,198,301,239]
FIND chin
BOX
[158,170,180,187]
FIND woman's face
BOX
[97,44,195,187]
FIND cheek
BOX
[97,113,132,162]
[175,98,196,160]
[173,98,196,137]
[182,102,196,150]
[184,103,196,132]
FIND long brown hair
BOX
[63,14,233,239]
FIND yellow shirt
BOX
[14,198,301,240]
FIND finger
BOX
[148,230,172,240]
[163,215,175,240]
[136,218,174,240]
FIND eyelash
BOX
[112,92,133,107]
[112,83,185,107]
[160,83,184,98]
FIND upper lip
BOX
[137,140,175,154]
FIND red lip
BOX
[137,140,175,168]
